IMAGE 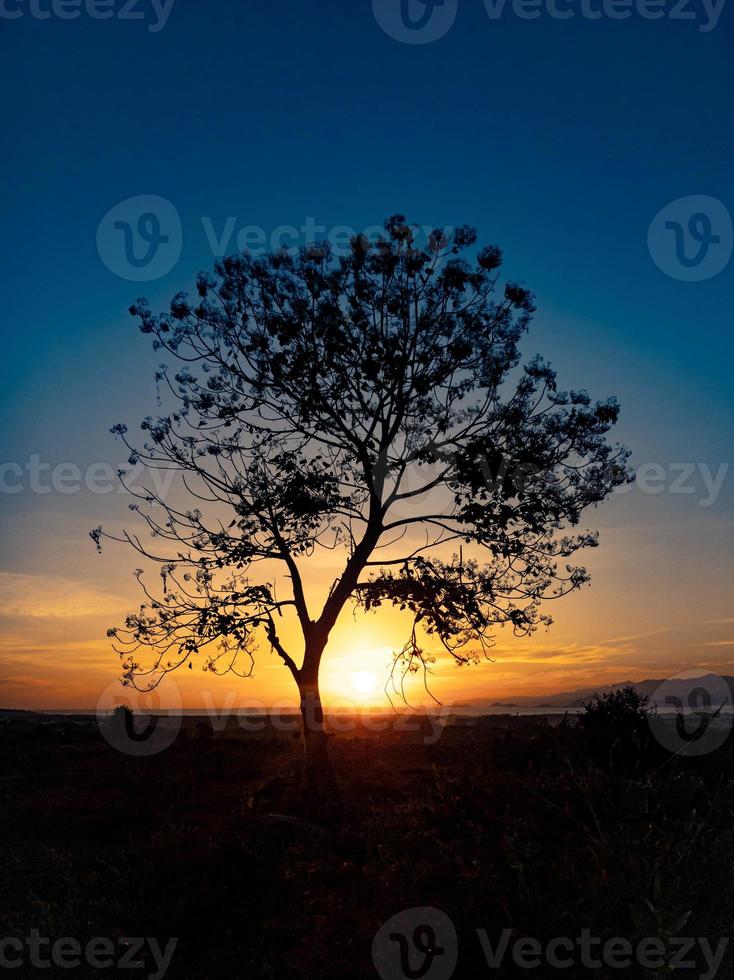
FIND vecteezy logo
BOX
[647,195,732,281]
[372,907,457,980]
[648,671,732,757]
[96,194,182,281]
[666,212,719,267]
[96,678,181,756]
[372,0,458,43]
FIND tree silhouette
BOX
[92,215,630,789]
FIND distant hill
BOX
[455,674,734,709]
[4,673,734,719]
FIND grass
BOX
[1,703,733,978]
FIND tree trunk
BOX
[298,669,338,816]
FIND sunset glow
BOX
[351,670,379,698]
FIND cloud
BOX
[0,571,127,620]
[604,626,672,645]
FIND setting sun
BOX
[351,670,379,698]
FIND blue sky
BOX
[0,0,732,707]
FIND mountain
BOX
[454,674,734,709]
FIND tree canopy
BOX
[93,215,630,708]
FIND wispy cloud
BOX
[0,571,127,619]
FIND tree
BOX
[92,215,630,793]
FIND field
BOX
[2,705,733,979]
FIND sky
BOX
[0,0,732,711]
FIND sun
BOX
[351,670,379,698]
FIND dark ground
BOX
[2,707,733,979]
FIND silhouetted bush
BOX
[578,685,652,769]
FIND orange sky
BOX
[1,487,732,711]
[1,311,731,713]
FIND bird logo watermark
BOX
[372,907,458,979]
[97,194,182,281]
[648,195,732,281]
[371,0,459,43]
